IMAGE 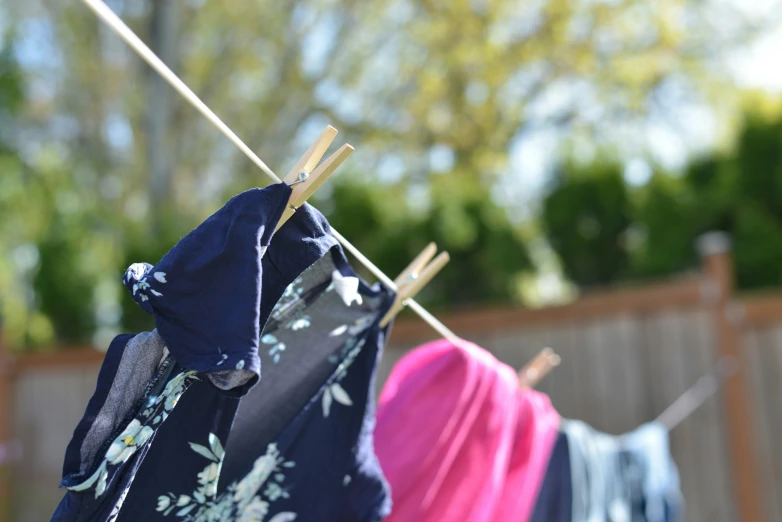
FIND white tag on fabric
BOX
[331,270,363,306]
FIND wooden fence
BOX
[2,233,781,521]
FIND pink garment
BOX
[375,339,560,522]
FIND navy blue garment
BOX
[52,184,394,522]
[530,432,572,522]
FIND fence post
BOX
[0,329,10,522]
[697,232,764,522]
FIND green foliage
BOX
[541,115,782,290]
[322,175,531,309]
[733,204,782,289]
[734,117,782,218]
[0,44,23,120]
[0,0,778,349]
[541,164,631,286]
[33,232,96,343]
[630,173,699,278]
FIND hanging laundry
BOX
[374,339,560,522]
[562,420,683,522]
[529,432,572,522]
[52,184,394,522]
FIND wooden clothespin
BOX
[276,125,354,230]
[380,243,450,327]
[518,347,561,388]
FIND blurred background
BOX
[3,0,782,520]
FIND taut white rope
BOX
[81,0,279,182]
[81,0,461,344]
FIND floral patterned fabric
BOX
[120,184,293,396]
[52,185,394,522]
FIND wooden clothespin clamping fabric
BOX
[518,347,561,388]
[380,243,450,327]
[276,125,354,230]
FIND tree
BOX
[541,111,782,291]
[541,163,631,286]
[2,0,779,348]
[321,173,531,309]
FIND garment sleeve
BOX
[57,332,200,520]
[121,184,291,396]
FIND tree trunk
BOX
[146,0,179,230]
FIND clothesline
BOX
[654,356,738,431]
[80,0,461,344]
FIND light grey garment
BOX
[207,367,256,390]
[621,423,683,522]
[79,331,168,474]
[77,327,258,475]
[564,420,632,522]
[563,420,683,522]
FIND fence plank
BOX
[769,326,782,521]
[684,310,734,521]
[10,274,782,521]
[745,327,781,522]
[12,365,102,522]
[659,310,702,521]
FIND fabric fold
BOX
[563,419,683,522]
[121,184,292,394]
[375,339,560,522]
[54,187,395,522]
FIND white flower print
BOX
[320,327,371,417]
[236,498,269,522]
[165,390,182,410]
[269,278,305,322]
[160,371,193,411]
[322,388,333,417]
[263,481,290,502]
[321,383,352,417]
[127,268,166,302]
[329,383,352,406]
[134,276,159,301]
[233,446,282,510]
[330,270,363,306]
[96,467,108,496]
[328,325,348,337]
[157,433,225,518]
[106,420,154,464]
[286,316,310,331]
[268,343,285,364]
[125,263,148,284]
[261,334,287,364]
[188,432,224,465]
[157,441,296,521]
[236,359,245,370]
[197,463,221,497]
[157,495,172,512]
[67,371,198,499]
